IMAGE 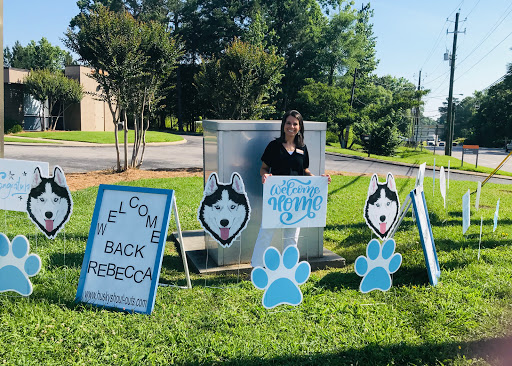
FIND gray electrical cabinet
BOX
[202,120,327,266]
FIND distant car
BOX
[438,141,445,147]
[506,142,512,152]
[427,140,435,146]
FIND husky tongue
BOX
[45,220,54,232]
[220,228,229,240]
[380,222,386,234]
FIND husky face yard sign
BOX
[26,166,73,239]
[198,172,251,248]
[364,173,400,240]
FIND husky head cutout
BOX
[198,172,251,248]
[26,166,73,239]
[364,173,400,240]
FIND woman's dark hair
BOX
[279,110,305,147]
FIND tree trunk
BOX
[344,125,351,149]
[123,110,128,171]
[114,122,121,172]
[176,65,184,132]
[131,113,139,168]
[138,111,150,168]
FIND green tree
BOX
[24,69,83,130]
[469,64,512,147]
[194,38,284,119]
[353,114,402,156]
[296,79,350,144]
[349,75,425,154]
[258,0,326,110]
[4,38,75,71]
[66,5,182,170]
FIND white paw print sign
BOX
[251,245,310,309]
[0,233,41,296]
[355,238,402,293]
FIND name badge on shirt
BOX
[296,148,304,155]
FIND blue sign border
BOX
[75,184,174,314]
[410,188,441,286]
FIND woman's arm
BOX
[260,162,271,184]
[304,168,331,183]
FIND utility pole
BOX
[414,70,422,146]
[343,67,357,148]
[445,12,465,156]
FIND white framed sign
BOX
[440,166,446,208]
[76,185,177,314]
[462,189,471,234]
[262,176,328,229]
[410,187,441,286]
[493,199,500,232]
[415,162,426,188]
[0,158,49,212]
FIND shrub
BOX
[353,115,402,156]
[7,124,23,134]
[326,131,338,145]
[4,119,23,134]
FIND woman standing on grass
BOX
[251,110,330,267]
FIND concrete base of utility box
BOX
[172,230,346,276]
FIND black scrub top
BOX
[261,139,309,176]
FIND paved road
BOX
[3,135,204,172]
[428,146,512,173]
[3,135,512,184]
[325,153,512,185]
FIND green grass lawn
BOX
[326,143,512,177]
[1,175,512,364]
[12,130,184,144]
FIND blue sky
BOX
[4,1,512,119]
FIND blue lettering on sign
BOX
[0,176,31,199]
[267,178,324,226]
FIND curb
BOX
[4,137,188,147]
[325,151,512,181]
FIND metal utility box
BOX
[202,120,327,266]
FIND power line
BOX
[482,74,506,91]
[465,0,481,18]
[421,19,449,70]
[455,30,512,81]
[457,2,512,67]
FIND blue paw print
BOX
[355,238,402,293]
[0,233,41,296]
[251,246,310,309]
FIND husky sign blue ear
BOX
[364,173,400,240]
[198,172,251,248]
[26,166,73,239]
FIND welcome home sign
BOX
[262,176,328,229]
[0,158,49,212]
[76,185,175,314]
